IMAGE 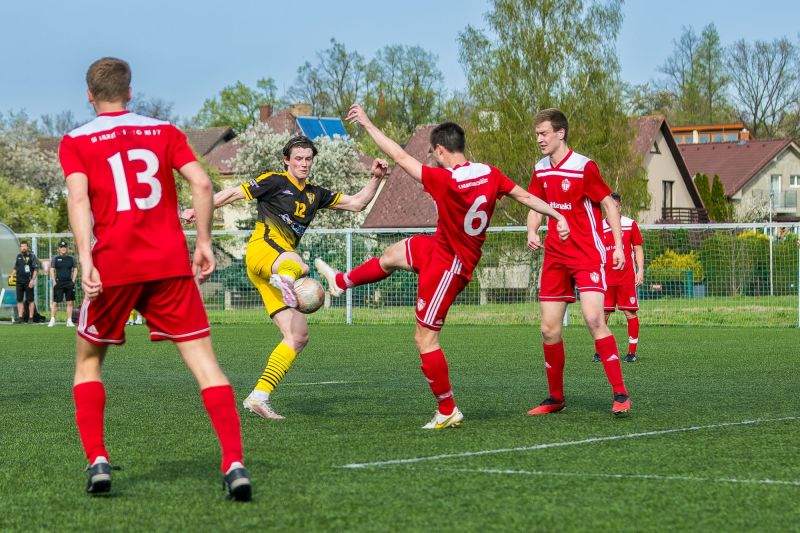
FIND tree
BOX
[39,110,81,137]
[658,24,732,125]
[0,176,59,232]
[229,123,369,229]
[623,82,676,117]
[193,78,280,134]
[287,39,367,118]
[129,93,178,122]
[458,0,649,223]
[0,111,63,204]
[694,173,733,222]
[362,45,446,133]
[727,37,800,139]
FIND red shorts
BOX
[406,235,469,331]
[539,258,606,303]
[604,270,639,311]
[77,276,210,346]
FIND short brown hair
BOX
[86,57,131,103]
[534,108,569,143]
[430,122,466,153]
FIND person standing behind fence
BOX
[13,240,39,323]
[49,240,77,327]
[59,57,251,499]
[315,104,569,430]
[181,136,388,421]
[526,108,632,416]
[592,192,644,363]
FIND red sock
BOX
[542,341,566,402]
[627,316,640,354]
[339,258,390,289]
[201,385,244,472]
[419,349,456,415]
[595,335,627,395]
[73,381,109,464]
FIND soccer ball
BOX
[294,277,325,314]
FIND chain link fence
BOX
[9,223,800,327]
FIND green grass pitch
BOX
[1,323,798,531]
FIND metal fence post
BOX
[346,230,353,325]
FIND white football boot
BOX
[243,394,285,420]
[422,407,464,430]
[269,274,298,308]
[314,258,344,297]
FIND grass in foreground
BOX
[1,323,798,531]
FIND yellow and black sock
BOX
[255,342,298,394]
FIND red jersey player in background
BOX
[526,108,631,416]
[593,192,644,363]
[315,104,569,429]
[60,57,251,500]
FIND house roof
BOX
[265,109,302,136]
[678,139,795,196]
[184,127,235,156]
[204,139,240,175]
[361,125,437,228]
[631,115,704,208]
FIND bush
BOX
[647,249,704,283]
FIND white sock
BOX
[226,461,244,474]
[92,456,109,466]
[249,390,269,401]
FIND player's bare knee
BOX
[540,322,562,343]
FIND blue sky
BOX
[2,0,798,124]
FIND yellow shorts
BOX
[245,225,291,317]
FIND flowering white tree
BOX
[228,124,371,229]
[0,111,64,204]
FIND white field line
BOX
[339,416,799,469]
[284,380,367,387]
[429,467,800,487]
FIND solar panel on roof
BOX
[296,117,326,140]
[319,118,348,138]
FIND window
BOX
[726,134,737,142]
[649,141,660,154]
[675,136,685,144]
[699,135,709,143]
[713,135,723,142]
[663,181,674,208]
[790,175,800,188]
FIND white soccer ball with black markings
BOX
[294,278,325,314]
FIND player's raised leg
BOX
[315,238,411,297]
[244,309,308,420]
[580,291,630,414]
[529,300,568,415]
[268,252,308,308]
[73,337,112,494]
[177,336,251,501]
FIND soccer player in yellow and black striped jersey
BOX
[183,135,388,419]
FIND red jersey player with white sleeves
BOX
[599,191,645,363]
[528,151,612,298]
[62,57,250,500]
[526,108,631,417]
[313,104,569,431]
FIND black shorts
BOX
[16,283,34,303]
[53,281,76,302]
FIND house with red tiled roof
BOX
[631,116,707,223]
[679,139,800,221]
[361,125,437,228]
[362,117,707,228]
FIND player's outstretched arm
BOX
[508,186,569,244]
[333,158,389,212]
[66,172,102,300]
[346,104,423,182]
[180,184,245,223]
[601,194,625,270]
[179,161,216,281]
